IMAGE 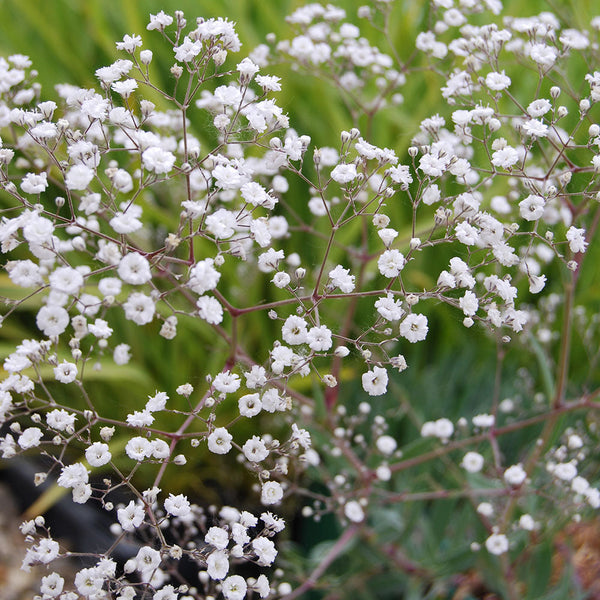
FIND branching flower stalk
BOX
[0,2,600,599]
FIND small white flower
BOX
[18,427,43,449]
[400,313,428,343]
[65,165,94,190]
[362,366,388,396]
[164,493,191,517]
[375,435,397,455]
[85,442,111,467]
[222,574,247,600]
[118,500,145,531]
[331,163,357,184]
[261,481,283,505]
[344,500,365,523]
[377,249,405,278]
[125,436,152,461]
[485,532,509,555]
[53,361,78,383]
[461,451,484,473]
[307,325,332,352]
[242,436,269,462]
[206,549,229,580]
[118,253,152,285]
[566,226,588,253]
[205,526,229,550]
[207,427,233,455]
[504,464,527,486]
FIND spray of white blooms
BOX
[1,1,600,598]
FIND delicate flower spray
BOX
[1,2,600,599]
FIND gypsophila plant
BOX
[1,1,600,598]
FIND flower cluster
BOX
[1,1,600,599]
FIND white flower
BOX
[151,439,170,459]
[522,119,548,138]
[362,366,388,396]
[146,391,168,412]
[237,57,259,79]
[147,10,173,31]
[272,272,291,288]
[252,536,277,566]
[21,172,48,194]
[242,436,269,462]
[35,538,60,564]
[205,526,229,550]
[377,249,405,277]
[459,291,479,316]
[491,146,519,169]
[261,481,283,505]
[527,99,551,117]
[57,462,89,488]
[472,414,495,428]
[207,427,233,454]
[125,436,152,461]
[135,546,161,575]
[113,343,131,365]
[36,305,69,337]
[123,292,155,325]
[40,572,64,597]
[504,464,527,486]
[328,265,355,293]
[18,427,43,449]
[174,36,202,62]
[47,409,76,431]
[118,253,152,285]
[400,313,428,343]
[65,165,94,190]
[485,533,509,555]
[213,371,241,393]
[88,318,113,339]
[6,259,43,287]
[74,567,103,596]
[53,361,77,383]
[461,451,484,473]
[197,296,224,324]
[529,43,557,66]
[49,266,84,295]
[485,71,511,91]
[258,248,284,272]
[142,147,176,174]
[375,435,397,455]
[331,163,357,184]
[344,500,365,523]
[206,549,229,580]
[519,514,536,531]
[164,493,191,517]
[553,461,577,481]
[307,325,332,351]
[566,226,587,253]
[22,213,55,245]
[222,575,247,600]
[239,393,262,417]
[126,410,154,427]
[422,184,440,205]
[118,500,144,531]
[282,315,308,345]
[375,293,404,321]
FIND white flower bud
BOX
[140,50,153,65]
